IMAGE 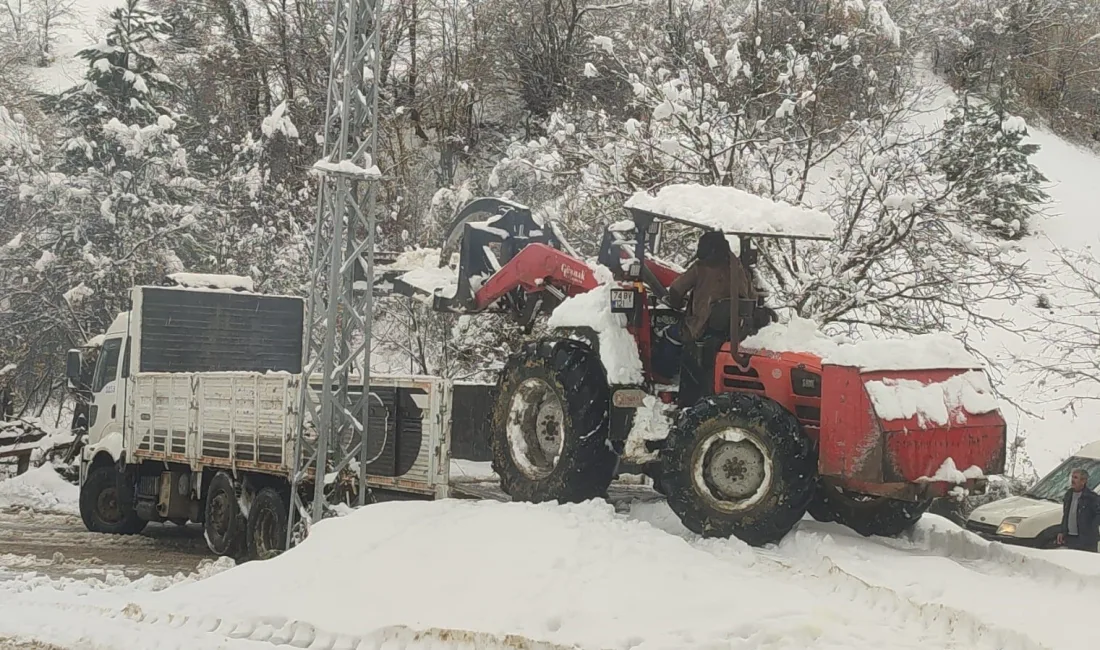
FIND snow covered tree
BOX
[939,92,1049,240]
[926,0,1100,146]
[1018,247,1100,411]
[481,0,1038,343]
[2,0,206,390]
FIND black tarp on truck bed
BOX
[138,287,304,374]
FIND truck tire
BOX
[79,465,147,535]
[490,339,616,503]
[246,487,288,561]
[204,471,246,557]
[659,393,816,546]
[807,483,931,537]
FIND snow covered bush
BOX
[485,0,1037,339]
[926,0,1100,147]
[939,92,1049,240]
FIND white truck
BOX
[67,278,453,561]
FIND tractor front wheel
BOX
[490,339,617,503]
[660,393,816,546]
[807,483,931,538]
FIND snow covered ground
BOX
[2,495,1099,650]
[23,0,121,95]
[0,465,78,515]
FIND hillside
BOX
[5,0,1100,478]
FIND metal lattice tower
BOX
[287,0,382,546]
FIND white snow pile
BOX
[915,457,985,484]
[146,499,994,650]
[0,464,79,515]
[546,279,644,384]
[166,272,255,292]
[62,282,94,305]
[742,316,984,372]
[865,371,999,427]
[448,459,496,482]
[624,183,834,240]
[260,100,299,140]
[381,247,458,299]
[311,155,382,179]
[624,395,674,462]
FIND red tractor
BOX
[391,184,1006,546]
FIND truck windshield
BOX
[92,338,122,393]
[1026,456,1100,501]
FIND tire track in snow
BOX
[627,504,1046,650]
[710,539,1045,650]
[758,532,1047,650]
[2,594,581,650]
[895,519,1100,589]
[792,517,1100,593]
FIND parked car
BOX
[966,441,1100,549]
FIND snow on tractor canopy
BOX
[623,183,835,241]
[373,183,1008,548]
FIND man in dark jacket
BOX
[668,232,756,406]
[1057,468,1100,552]
[668,231,756,344]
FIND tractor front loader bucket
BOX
[432,197,573,314]
[818,366,1007,500]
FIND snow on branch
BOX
[1014,246,1100,409]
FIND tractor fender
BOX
[546,325,637,387]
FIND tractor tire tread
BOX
[808,483,931,538]
[660,392,817,546]
[489,338,616,504]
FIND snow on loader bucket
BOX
[373,184,1008,547]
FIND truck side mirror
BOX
[66,349,82,389]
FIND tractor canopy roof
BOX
[624,184,834,241]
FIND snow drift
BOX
[0,464,79,515]
[142,499,1032,650]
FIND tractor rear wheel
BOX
[490,339,616,503]
[659,393,816,546]
[807,483,930,537]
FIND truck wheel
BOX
[204,471,246,557]
[807,483,930,537]
[490,339,616,503]
[659,393,816,546]
[246,488,288,561]
[79,465,147,535]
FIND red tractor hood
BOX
[818,365,1007,492]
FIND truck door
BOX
[87,337,125,450]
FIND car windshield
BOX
[1026,456,1100,501]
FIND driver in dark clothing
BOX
[668,231,756,406]
[668,231,756,344]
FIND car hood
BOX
[968,495,1060,524]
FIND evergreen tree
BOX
[57,0,175,173]
[19,0,205,335]
[940,91,1049,240]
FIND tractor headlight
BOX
[997,517,1023,536]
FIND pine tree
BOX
[57,0,175,173]
[940,90,1049,240]
[32,0,204,323]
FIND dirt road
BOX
[0,507,214,581]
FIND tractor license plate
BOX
[610,289,635,312]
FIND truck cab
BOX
[71,312,131,480]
